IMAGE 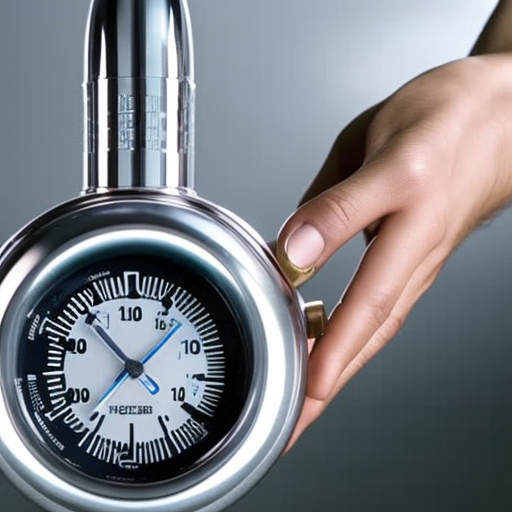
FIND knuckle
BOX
[361,288,396,330]
[379,310,406,341]
[394,147,435,196]
[376,132,448,205]
[321,188,362,232]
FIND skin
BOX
[277,0,512,450]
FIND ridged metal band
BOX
[83,0,195,192]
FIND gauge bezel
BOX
[0,191,307,512]
[3,229,258,497]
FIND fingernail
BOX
[286,224,325,269]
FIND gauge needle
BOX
[86,312,160,395]
[89,318,183,420]
[140,319,183,365]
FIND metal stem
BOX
[83,0,195,193]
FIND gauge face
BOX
[14,252,251,485]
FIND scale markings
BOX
[197,323,217,338]
[202,336,220,346]
[41,317,71,338]
[78,414,105,448]
[201,396,218,409]
[63,307,78,322]
[182,401,213,420]
[172,288,187,310]
[203,347,224,356]
[181,299,201,319]
[142,276,155,299]
[158,415,180,457]
[93,281,108,302]
[46,342,66,370]
[57,315,73,330]
[71,292,93,314]
[190,310,208,325]
[140,275,172,300]
[206,361,226,370]
[197,402,215,416]
[206,368,225,376]
[203,385,223,400]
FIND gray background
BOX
[0,0,510,511]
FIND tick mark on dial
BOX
[161,292,173,314]
[85,312,96,325]
[181,402,210,425]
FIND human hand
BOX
[277,53,512,449]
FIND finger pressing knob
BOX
[275,242,316,288]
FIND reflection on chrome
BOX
[84,0,195,192]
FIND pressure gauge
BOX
[0,1,325,512]
[12,233,251,486]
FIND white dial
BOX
[16,254,250,484]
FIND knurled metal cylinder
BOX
[83,0,195,193]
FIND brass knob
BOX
[304,301,327,339]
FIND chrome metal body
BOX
[0,0,309,511]
[0,191,307,512]
[84,0,195,192]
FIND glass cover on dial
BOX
[14,252,251,485]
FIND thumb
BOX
[276,158,403,286]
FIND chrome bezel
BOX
[0,191,307,512]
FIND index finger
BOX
[307,209,440,400]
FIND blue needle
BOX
[87,313,160,395]
[141,319,183,364]
[90,319,183,417]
